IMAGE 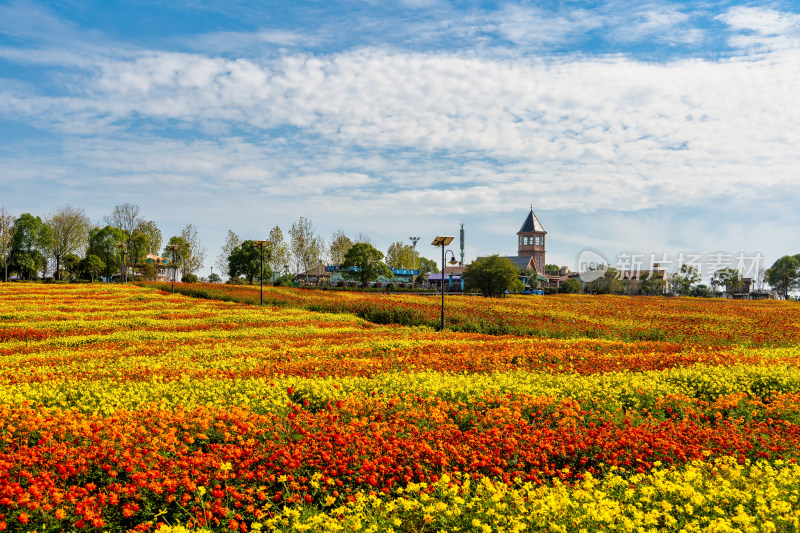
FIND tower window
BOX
[535,236,543,246]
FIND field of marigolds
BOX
[2,284,800,533]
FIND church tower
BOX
[517,207,546,274]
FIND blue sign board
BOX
[325,265,418,276]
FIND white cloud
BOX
[3,43,799,217]
[718,6,800,50]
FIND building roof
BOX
[518,208,546,234]
[477,256,536,272]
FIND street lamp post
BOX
[409,236,419,285]
[253,240,270,306]
[432,236,456,331]
[166,244,181,294]
[210,266,213,283]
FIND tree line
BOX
[0,206,438,285]
[217,217,438,285]
[0,204,206,283]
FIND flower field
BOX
[143,282,800,347]
[2,284,800,532]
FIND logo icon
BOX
[577,249,610,282]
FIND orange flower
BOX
[55,509,67,520]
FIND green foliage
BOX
[673,264,702,296]
[463,255,520,298]
[10,213,53,279]
[560,278,583,294]
[385,241,416,269]
[181,273,199,283]
[163,236,189,270]
[228,240,272,284]
[329,230,353,266]
[509,278,525,294]
[88,226,125,282]
[766,255,800,298]
[545,264,560,275]
[417,257,438,277]
[690,284,712,298]
[79,254,105,282]
[61,253,81,281]
[208,272,221,283]
[341,242,392,289]
[273,273,295,287]
[639,272,667,296]
[585,267,624,294]
[712,268,743,294]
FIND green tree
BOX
[766,255,800,298]
[385,241,416,269]
[341,242,392,289]
[690,284,712,298]
[88,226,125,282]
[180,223,206,277]
[560,278,583,294]
[61,253,81,281]
[289,217,325,275]
[10,213,53,280]
[47,205,91,280]
[79,254,105,282]
[208,272,222,283]
[228,240,272,284]
[267,226,289,276]
[545,264,560,275]
[127,232,151,276]
[136,220,163,254]
[585,267,624,294]
[329,230,353,266]
[463,255,520,298]
[673,264,701,296]
[712,268,743,295]
[216,230,241,280]
[163,236,189,282]
[639,271,667,296]
[417,257,438,278]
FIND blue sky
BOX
[1,0,799,280]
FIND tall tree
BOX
[79,255,105,283]
[288,217,324,275]
[163,236,189,283]
[417,257,438,278]
[463,255,519,298]
[135,220,162,253]
[385,241,415,269]
[673,264,701,296]
[105,203,142,243]
[216,230,241,279]
[341,242,392,289]
[766,255,800,298]
[10,213,53,280]
[329,230,353,266]
[180,223,206,277]
[87,226,125,282]
[47,205,91,280]
[267,226,289,276]
[0,206,14,282]
[228,240,272,284]
[712,267,743,295]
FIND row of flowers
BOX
[141,281,800,347]
[1,284,799,531]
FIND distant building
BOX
[517,207,547,274]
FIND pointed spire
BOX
[518,207,545,233]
